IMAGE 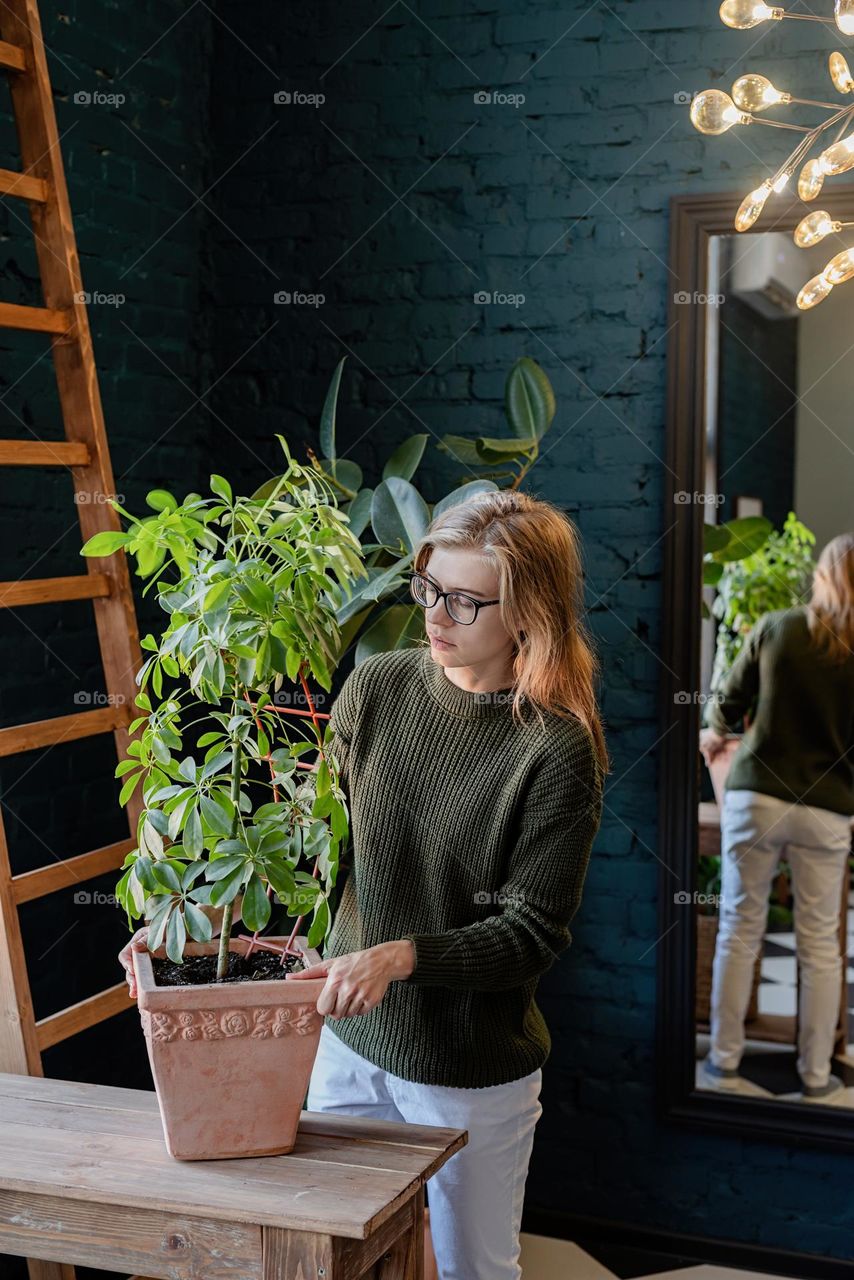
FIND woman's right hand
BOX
[119,927,149,1000]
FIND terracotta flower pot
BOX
[134,934,327,1161]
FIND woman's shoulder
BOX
[528,706,602,790]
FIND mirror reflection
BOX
[693,229,854,1108]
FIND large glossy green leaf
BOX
[344,488,374,539]
[703,523,730,555]
[382,435,428,482]
[712,516,773,563]
[318,457,363,494]
[505,356,556,441]
[319,357,346,462]
[355,603,424,662]
[432,479,498,518]
[473,435,537,461]
[80,530,131,558]
[370,478,430,552]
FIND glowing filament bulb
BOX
[823,248,854,283]
[732,74,788,111]
[819,133,854,175]
[735,182,772,230]
[772,172,790,193]
[690,90,750,135]
[720,1,782,28]
[797,273,834,310]
[835,0,854,35]
[829,52,854,94]
[794,211,839,247]
[798,157,825,201]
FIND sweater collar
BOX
[418,645,517,719]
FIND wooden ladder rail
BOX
[0,5,148,1278]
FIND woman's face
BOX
[417,547,516,675]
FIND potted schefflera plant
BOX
[81,437,366,1160]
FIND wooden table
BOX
[0,1072,467,1280]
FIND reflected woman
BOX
[699,532,854,1101]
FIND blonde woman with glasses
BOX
[700,533,854,1102]
[287,489,608,1280]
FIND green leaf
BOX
[355,603,424,662]
[210,474,233,504]
[146,489,177,513]
[184,805,203,857]
[240,873,271,931]
[80,530,131,558]
[306,896,330,947]
[183,901,214,942]
[432,479,498,518]
[344,488,374,539]
[165,907,187,963]
[319,356,346,462]
[713,516,773,563]
[382,434,428,482]
[505,356,556,441]
[370,478,430,552]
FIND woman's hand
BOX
[119,927,150,1000]
[699,727,728,765]
[286,940,415,1019]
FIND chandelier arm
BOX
[778,11,837,22]
[751,118,815,132]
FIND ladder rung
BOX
[0,573,110,609]
[0,440,90,466]
[36,982,132,1052]
[11,837,135,905]
[0,39,26,72]
[0,166,48,202]
[0,300,71,334]
[0,706,128,758]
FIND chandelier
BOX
[688,1,854,309]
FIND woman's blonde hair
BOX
[806,532,854,664]
[413,489,610,776]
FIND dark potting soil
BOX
[151,949,305,987]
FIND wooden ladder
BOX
[0,0,144,1170]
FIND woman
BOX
[121,489,607,1279]
[699,532,854,1102]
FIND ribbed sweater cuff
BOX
[401,932,461,985]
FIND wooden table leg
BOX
[261,1193,426,1280]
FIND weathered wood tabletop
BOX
[0,1071,467,1279]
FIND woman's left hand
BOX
[285,940,415,1019]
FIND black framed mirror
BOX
[657,188,854,1150]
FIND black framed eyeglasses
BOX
[407,571,500,626]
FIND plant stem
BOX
[215,704,244,980]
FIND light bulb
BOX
[735,182,772,230]
[829,52,854,94]
[823,248,854,283]
[835,0,854,35]
[819,133,854,175]
[690,89,750,135]
[720,1,782,28]
[798,157,825,200]
[797,273,834,310]
[772,172,790,194]
[732,74,787,111]
[794,210,839,247]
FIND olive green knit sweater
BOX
[320,645,605,1088]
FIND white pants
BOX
[710,788,852,1089]
[305,1022,543,1280]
